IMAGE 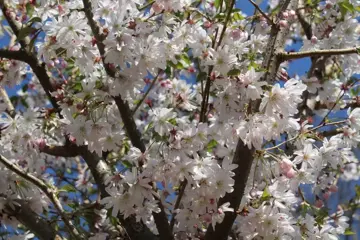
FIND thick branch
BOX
[170,180,187,231]
[82,1,171,238]
[296,0,312,40]
[204,140,254,239]
[114,96,146,152]
[0,154,82,239]
[206,1,296,239]
[0,49,60,111]
[278,47,359,62]
[5,200,59,240]
[40,144,81,158]
[261,0,293,83]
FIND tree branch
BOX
[296,0,312,40]
[0,49,60,111]
[4,200,60,240]
[206,1,296,239]
[278,47,360,62]
[169,180,187,231]
[81,1,171,238]
[261,0,293,83]
[0,154,82,239]
[0,0,30,48]
[204,140,254,239]
[248,0,274,26]
[40,144,81,158]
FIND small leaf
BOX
[22,84,28,92]
[233,12,244,21]
[344,228,355,235]
[227,69,241,76]
[17,26,37,41]
[27,17,42,26]
[59,184,77,193]
[168,118,177,125]
[260,186,271,201]
[356,47,360,55]
[214,0,222,9]
[207,139,218,152]
[122,160,133,169]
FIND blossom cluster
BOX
[0,0,360,239]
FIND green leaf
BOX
[214,13,226,20]
[207,139,218,152]
[17,26,37,41]
[122,160,133,169]
[27,17,42,26]
[214,0,222,9]
[167,60,184,70]
[260,186,271,201]
[227,69,241,76]
[59,184,77,193]
[233,12,244,21]
[165,65,172,76]
[197,72,208,82]
[356,47,360,55]
[25,3,34,16]
[338,0,355,18]
[22,84,28,92]
[20,97,29,108]
[179,54,191,68]
[344,228,355,235]
[28,30,41,53]
[168,118,177,125]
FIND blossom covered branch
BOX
[278,47,360,61]
[0,154,82,239]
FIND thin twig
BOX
[278,47,360,62]
[265,120,347,151]
[0,155,82,239]
[248,0,274,26]
[169,179,187,231]
[132,74,160,116]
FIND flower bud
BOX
[152,2,163,14]
[35,138,46,150]
[315,199,324,208]
[282,11,289,19]
[311,35,318,44]
[329,185,338,193]
[289,10,296,17]
[323,191,331,200]
[279,20,288,29]
[285,169,296,178]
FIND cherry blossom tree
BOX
[0,0,360,239]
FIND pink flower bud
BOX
[279,20,288,28]
[315,199,324,208]
[323,191,331,200]
[289,10,296,17]
[203,213,212,223]
[47,60,55,68]
[311,35,318,44]
[152,2,164,13]
[35,138,46,150]
[282,11,289,19]
[231,29,242,41]
[329,185,338,193]
[280,158,293,173]
[285,169,296,179]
